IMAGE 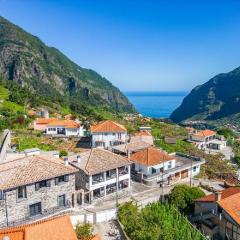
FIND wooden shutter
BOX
[35,182,40,191]
[64,175,69,182]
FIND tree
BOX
[168,184,205,214]
[75,222,93,240]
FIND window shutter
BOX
[55,178,59,185]
[64,175,69,182]
[35,183,40,191]
[46,180,51,187]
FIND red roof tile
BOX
[130,147,174,166]
[90,120,126,133]
[194,129,216,137]
[0,215,77,240]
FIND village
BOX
[0,109,239,240]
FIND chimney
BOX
[215,191,222,202]
[64,157,69,166]
[76,155,81,163]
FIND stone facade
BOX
[0,174,75,227]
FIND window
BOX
[117,133,122,139]
[151,168,156,174]
[167,161,172,169]
[0,190,3,201]
[18,186,27,199]
[55,175,69,185]
[106,169,116,180]
[29,202,42,216]
[35,180,50,190]
[58,195,66,207]
[193,166,197,172]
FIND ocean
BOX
[125,91,187,118]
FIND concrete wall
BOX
[92,132,126,148]
[0,129,11,162]
[0,174,75,226]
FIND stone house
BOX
[90,120,127,148]
[69,148,131,204]
[193,187,240,240]
[0,155,78,227]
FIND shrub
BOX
[75,222,93,240]
[59,150,68,157]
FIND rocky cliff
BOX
[0,16,135,116]
[170,66,240,123]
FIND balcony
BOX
[92,173,105,185]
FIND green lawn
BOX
[0,86,9,100]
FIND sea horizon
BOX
[125,91,188,118]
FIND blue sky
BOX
[1,0,240,92]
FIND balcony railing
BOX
[3,203,72,228]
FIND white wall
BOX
[92,132,126,148]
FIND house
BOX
[68,148,131,204]
[188,129,226,150]
[45,119,85,137]
[193,187,240,240]
[139,126,152,132]
[0,215,77,240]
[130,147,205,186]
[131,131,154,145]
[90,120,127,148]
[0,154,78,227]
[112,140,152,155]
[33,118,58,131]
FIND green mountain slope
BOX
[0,16,135,118]
[170,66,240,123]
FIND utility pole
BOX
[116,167,119,207]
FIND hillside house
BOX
[130,147,205,186]
[188,129,226,150]
[0,155,78,227]
[45,119,85,137]
[90,120,127,148]
[33,118,58,131]
[193,187,240,240]
[69,148,131,204]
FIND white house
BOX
[69,148,131,204]
[90,120,127,148]
[46,120,85,137]
[188,129,226,150]
[130,147,205,186]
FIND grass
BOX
[1,101,25,113]
[0,86,9,100]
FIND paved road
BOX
[94,220,127,240]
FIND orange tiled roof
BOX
[130,147,174,167]
[195,187,240,202]
[91,234,101,240]
[35,118,58,124]
[0,215,77,240]
[219,192,240,225]
[90,120,126,133]
[194,129,216,137]
[134,131,152,136]
[47,120,80,129]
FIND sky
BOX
[1,0,240,92]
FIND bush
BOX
[75,222,93,240]
[59,150,68,157]
[168,184,205,214]
[118,201,205,240]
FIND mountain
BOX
[0,16,135,118]
[170,66,240,123]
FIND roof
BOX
[134,131,152,137]
[0,215,77,240]
[69,148,130,175]
[130,147,175,167]
[193,129,216,137]
[35,118,58,124]
[195,187,240,202]
[90,120,126,133]
[218,192,240,225]
[112,140,152,154]
[0,155,78,190]
[47,120,80,129]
